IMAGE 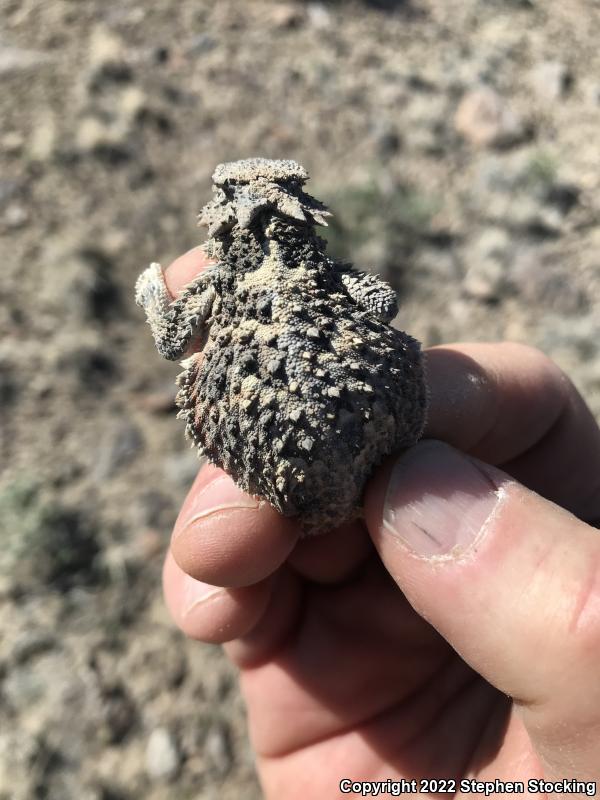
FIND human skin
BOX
[159,247,600,798]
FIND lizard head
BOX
[198,158,332,237]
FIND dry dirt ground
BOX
[1,1,599,798]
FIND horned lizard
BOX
[135,158,427,533]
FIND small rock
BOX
[455,87,528,148]
[268,3,305,28]
[529,61,572,102]
[76,117,123,154]
[0,43,52,75]
[204,723,233,776]
[463,259,504,301]
[88,26,130,80]
[145,727,180,780]
[306,3,332,30]
[1,131,24,154]
[584,81,600,106]
[29,115,56,161]
[118,86,148,120]
[3,204,29,229]
[510,197,563,236]
[186,33,218,57]
[462,228,512,301]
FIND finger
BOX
[366,440,600,779]
[224,566,304,668]
[171,463,299,588]
[163,246,214,298]
[425,342,600,520]
[287,520,373,583]
[162,550,273,643]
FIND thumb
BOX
[365,440,600,779]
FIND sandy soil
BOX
[1,1,599,797]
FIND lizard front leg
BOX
[337,264,399,323]
[135,262,217,360]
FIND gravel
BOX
[1,1,599,797]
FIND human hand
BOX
[161,248,600,797]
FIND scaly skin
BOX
[136,159,427,533]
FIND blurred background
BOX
[1,0,599,797]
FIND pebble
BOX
[462,228,511,301]
[454,87,528,148]
[584,81,600,106]
[3,204,29,229]
[306,3,332,30]
[0,43,52,75]
[76,117,123,154]
[186,33,218,56]
[1,131,24,154]
[268,3,305,28]
[88,26,127,74]
[529,60,572,102]
[117,86,148,120]
[145,727,180,780]
[204,723,233,776]
[29,115,56,162]
[510,197,563,236]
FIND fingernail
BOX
[181,574,225,618]
[383,440,504,559]
[173,474,259,540]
